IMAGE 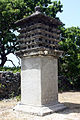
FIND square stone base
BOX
[14,102,66,116]
[21,57,58,106]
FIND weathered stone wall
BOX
[0,71,21,99]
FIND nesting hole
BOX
[53,46,55,49]
[49,41,51,44]
[32,45,34,48]
[39,44,42,47]
[39,33,41,35]
[32,40,34,42]
[49,35,51,38]
[45,28,47,31]
[45,34,47,36]
[45,40,47,42]
[32,34,34,36]
[37,27,41,29]
[28,45,30,49]
[28,41,31,43]
[28,35,30,37]
[45,45,48,48]
[52,36,54,38]
[49,46,52,49]
[39,38,42,41]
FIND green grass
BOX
[0,67,21,73]
[16,94,21,101]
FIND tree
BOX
[0,0,27,67]
[0,0,63,67]
[59,27,80,90]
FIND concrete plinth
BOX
[14,56,66,115]
[14,102,66,116]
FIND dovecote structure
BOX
[16,6,62,58]
[14,6,66,116]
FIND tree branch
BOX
[7,59,16,67]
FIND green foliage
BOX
[16,94,21,101]
[23,0,63,18]
[59,27,80,91]
[0,0,27,67]
[0,0,63,67]
[0,67,21,73]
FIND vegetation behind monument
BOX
[59,27,80,91]
[0,0,80,91]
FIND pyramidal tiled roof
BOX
[15,6,62,26]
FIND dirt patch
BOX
[0,92,80,120]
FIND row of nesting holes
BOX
[26,32,56,39]
[21,44,56,50]
[31,27,56,33]
[19,38,58,44]
[23,21,53,27]
[22,26,57,34]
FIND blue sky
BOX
[57,0,80,27]
[4,0,80,67]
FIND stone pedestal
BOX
[14,56,66,116]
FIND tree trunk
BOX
[0,55,7,67]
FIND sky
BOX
[57,0,80,27]
[4,0,80,67]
